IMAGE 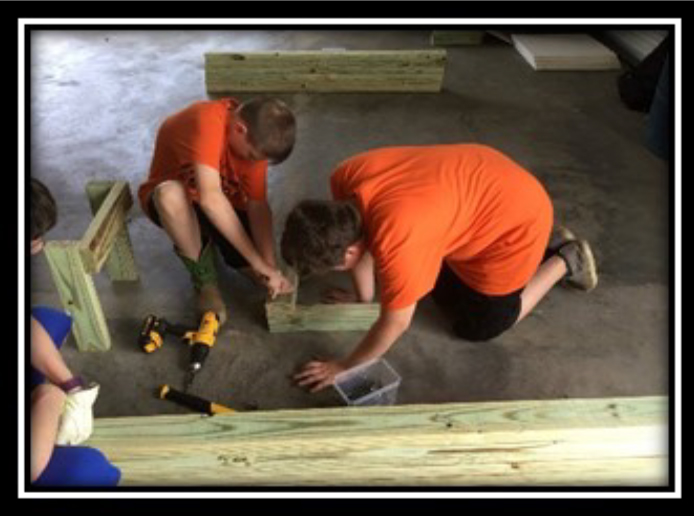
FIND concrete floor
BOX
[28,30,670,418]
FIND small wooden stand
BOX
[43,181,139,351]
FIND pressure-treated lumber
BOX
[44,180,139,351]
[82,181,139,280]
[44,241,112,351]
[205,50,447,93]
[85,396,668,486]
[266,300,380,333]
[265,270,380,332]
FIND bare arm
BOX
[31,384,65,482]
[195,164,276,278]
[246,199,277,269]
[342,303,416,368]
[351,250,375,302]
[323,250,375,304]
[31,316,74,386]
[295,303,417,392]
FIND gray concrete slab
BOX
[28,30,670,418]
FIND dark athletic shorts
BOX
[431,262,523,342]
[146,194,251,269]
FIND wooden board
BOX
[205,50,447,93]
[79,181,136,276]
[265,269,379,332]
[266,299,380,333]
[83,181,139,281]
[43,241,111,351]
[84,396,668,486]
[42,180,140,352]
[511,34,621,71]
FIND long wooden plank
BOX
[266,300,380,332]
[205,50,447,93]
[43,241,111,351]
[265,269,381,333]
[85,396,668,486]
[79,181,134,275]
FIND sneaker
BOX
[547,225,576,255]
[556,239,598,292]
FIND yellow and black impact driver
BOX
[182,311,220,391]
[138,314,189,353]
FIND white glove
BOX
[55,382,100,445]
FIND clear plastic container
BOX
[334,358,401,406]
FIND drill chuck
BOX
[189,344,209,371]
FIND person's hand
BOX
[262,269,295,299]
[321,287,358,304]
[277,275,295,295]
[257,268,283,299]
[55,382,100,445]
[239,266,267,287]
[294,360,347,393]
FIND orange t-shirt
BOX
[138,98,267,219]
[331,144,553,310]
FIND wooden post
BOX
[43,241,111,352]
[82,181,139,281]
[205,50,447,93]
[85,396,668,486]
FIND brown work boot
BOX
[175,240,228,326]
[556,239,598,292]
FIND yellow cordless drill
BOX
[139,311,221,391]
[182,311,220,391]
[138,314,188,353]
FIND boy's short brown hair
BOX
[239,97,296,165]
[30,178,57,240]
[281,199,362,277]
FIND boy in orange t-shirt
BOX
[281,144,598,392]
[138,97,296,325]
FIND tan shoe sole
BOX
[565,239,598,292]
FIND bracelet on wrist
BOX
[58,376,84,393]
